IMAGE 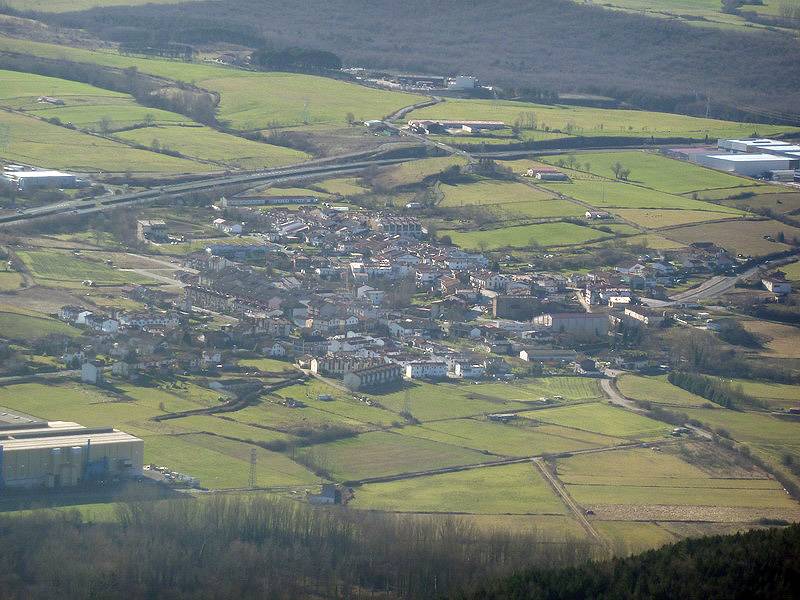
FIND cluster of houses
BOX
[53,187,788,394]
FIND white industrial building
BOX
[694,153,798,177]
[2,169,78,191]
[0,418,143,489]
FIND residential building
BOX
[343,363,403,390]
[532,313,609,338]
[404,361,448,380]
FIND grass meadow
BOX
[116,125,310,169]
[440,221,611,250]
[351,463,567,514]
[408,98,798,140]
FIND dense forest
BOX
[461,523,800,600]
[12,0,800,122]
[0,496,797,599]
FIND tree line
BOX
[0,495,596,599]
[459,523,800,599]
[667,371,763,410]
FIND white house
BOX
[453,362,486,379]
[80,362,104,385]
[404,361,448,380]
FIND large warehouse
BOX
[1,169,78,191]
[0,417,143,490]
[694,153,798,177]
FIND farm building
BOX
[0,418,143,490]
[2,169,78,191]
[524,167,569,181]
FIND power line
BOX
[249,448,257,488]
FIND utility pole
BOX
[249,447,257,488]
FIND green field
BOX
[0,308,80,339]
[0,35,422,131]
[351,463,567,514]
[116,125,310,169]
[524,402,670,439]
[728,379,800,410]
[141,433,318,489]
[667,219,800,257]
[0,381,320,489]
[541,179,745,212]
[374,156,468,189]
[612,208,742,228]
[568,0,790,32]
[16,250,155,286]
[557,447,795,509]
[0,271,23,291]
[296,430,493,481]
[408,98,798,140]
[617,375,710,408]
[441,221,611,250]
[439,180,555,206]
[472,377,604,403]
[0,109,206,173]
[542,151,753,194]
[437,179,585,220]
[399,419,623,456]
[315,177,369,196]
[780,261,800,282]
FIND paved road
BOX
[600,377,642,412]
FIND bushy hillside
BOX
[24,0,800,121]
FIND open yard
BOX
[440,221,611,250]
[351,463,567,514]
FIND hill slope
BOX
[28,0,800,121]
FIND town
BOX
[0,2,799,595]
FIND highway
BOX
[0,156,417,228]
